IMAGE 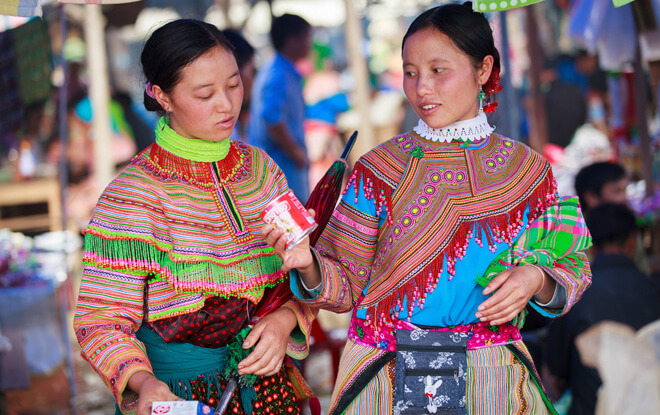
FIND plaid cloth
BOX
[477,196,593,327]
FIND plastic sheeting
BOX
[0,281,66,375]
[567,0,638,71]
[576,320,660,415]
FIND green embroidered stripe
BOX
[84,229,277,266]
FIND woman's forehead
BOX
[402,28,464,64]
[178,47,238,84]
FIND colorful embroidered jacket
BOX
[290,129,592,412]
[74,138,316,410]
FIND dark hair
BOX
[402,2,500,76]
[270,14,311,51]
[586,203,638,249]
[574,162,627,211]
[141,19,235,113]
[221,29,255,70]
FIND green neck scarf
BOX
[155,116,231,162]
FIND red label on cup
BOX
[261,190,317,250]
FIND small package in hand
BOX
[151,401,212,415]
[261,190,317,250]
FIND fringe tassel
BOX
[511,308,528,328]
[82,232,286,298]
[369,170,557,329]
[344,163,395,225]
[146,142,247,188]
[240,386,256,415]
[161,329,259,412]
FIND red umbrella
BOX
[305,130,358,244]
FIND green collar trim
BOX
[155,117,231,162]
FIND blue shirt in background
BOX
[248,53,309,201]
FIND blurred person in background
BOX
[574,161,628,214]
[544,203,660,415]
[113,90,156,154]
[248,13,312,202]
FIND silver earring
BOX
[478,87,485,114]
[162,112,170,130]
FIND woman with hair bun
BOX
[264,3,592,414]
[74,19,316,415]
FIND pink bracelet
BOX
[529,264,546,296]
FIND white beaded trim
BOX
[413,113,495,143]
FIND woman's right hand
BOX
[128,371,181,415]
[261,208,317,273]
[261,208,322,288]
[261,221,314,273]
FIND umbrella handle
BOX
[340,131,358,160]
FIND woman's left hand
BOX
[237,307,297,376]
[475,265,550,325]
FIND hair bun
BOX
[462,1,473,10]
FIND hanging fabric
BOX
[0,28,24,134]
[11,18,52,107]
[473,0,544,12]
[0,0,43,17]
[613,0,635,7]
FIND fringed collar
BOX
[413,113,494,143]
[145,141,248,189]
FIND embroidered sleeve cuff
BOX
[300,277,322,297]
[289,249,323,300]
[280,297,317,360]
[117,363,152,415]
[290,269,318,300]
[534,283,566,308]
[529,266,567,317]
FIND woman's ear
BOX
[478,55,494,86]
[152,84,172,113]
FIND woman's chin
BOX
[422,117,452,130]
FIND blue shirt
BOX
[306,93,349,124]
[248,53,309,201]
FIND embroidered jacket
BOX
[291,126,592,413]
[74,141,316,409]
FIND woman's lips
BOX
[217,117,235,128]
[420,104,440,116]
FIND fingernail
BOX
[475,313,482,318]
[478,305,484,311]
[479,317,486,322]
